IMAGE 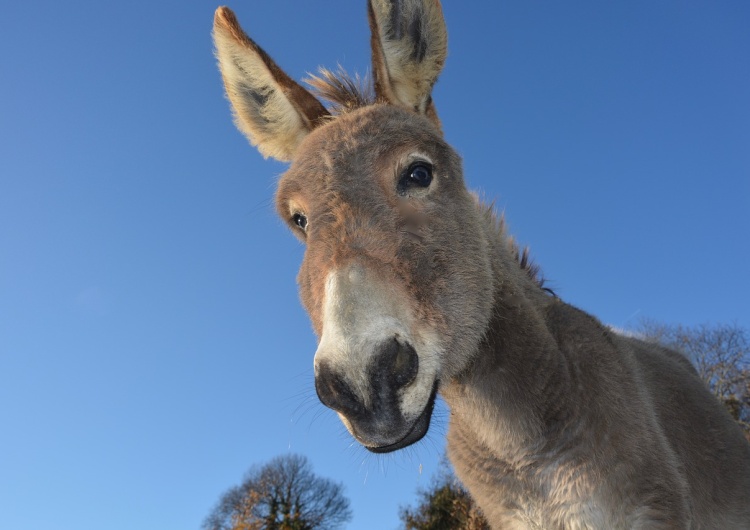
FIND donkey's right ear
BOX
[368,0,447,128]
[213,7,329,161]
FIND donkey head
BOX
[214,1,494,452]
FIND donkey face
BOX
[213,1,492,451]
[277,105,494,450]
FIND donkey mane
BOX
[481,203,551,294]
[305,67,376,115]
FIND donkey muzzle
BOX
[314,337,436,452]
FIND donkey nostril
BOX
[389,338,419,388]
[315,361,364,417]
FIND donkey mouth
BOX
[366,380,439,454]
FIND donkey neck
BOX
[441,234,577,465]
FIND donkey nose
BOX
[314,338,419,418]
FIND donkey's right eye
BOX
[292,212,308,231]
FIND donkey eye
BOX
[409,163,433,187]
[292,212,308,231]
[398,162,433,194]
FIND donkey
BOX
[212,2,750,528]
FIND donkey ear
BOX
[368,0,447,126]
[213,7,329,161]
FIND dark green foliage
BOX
[399,459,489,530]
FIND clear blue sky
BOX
[1,1,748,529]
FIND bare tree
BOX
[637,320,750,439]
[203,454,351,530]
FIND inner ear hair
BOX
[368,0,447,126]
[213,7,329,161]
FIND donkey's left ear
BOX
[368,0,447,127]
[213,7,329,161]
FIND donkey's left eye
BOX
[408,164,433,187]
[399,163,433,194]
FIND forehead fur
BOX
[277,104,452,199]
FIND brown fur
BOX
[213,2,750,528]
